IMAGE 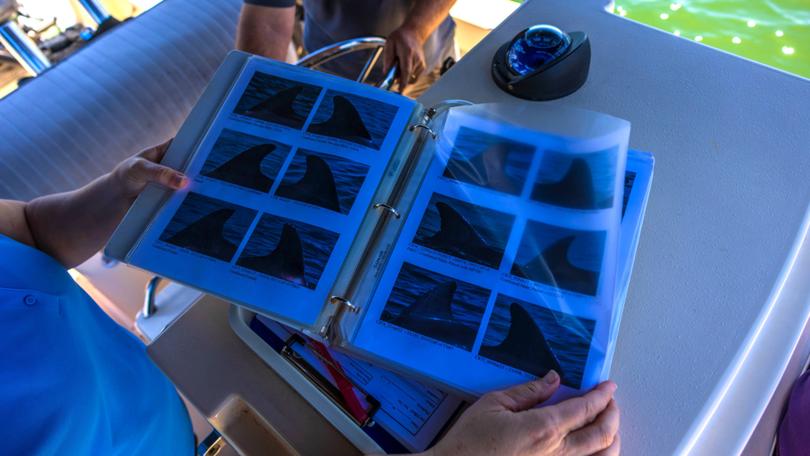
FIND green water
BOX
[611,0,810,79]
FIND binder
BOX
[106,50,653,409]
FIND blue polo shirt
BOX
[0,233,193,455]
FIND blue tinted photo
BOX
[511,221,605,296]
[531,147,617,210]
[413,193,514,269]
[480,294,595,388]
[237,213,339,290]
[159,192,257,262]
[200,129,291,193]
[234,71,322,129]
[275,149,369,214]
[443,127,535,195]
[381,262,489,351]
[307,89,397,149]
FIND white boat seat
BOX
[0,0,242,201]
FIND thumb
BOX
[128,158,188,191]
[495,371,561,412]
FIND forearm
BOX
[25,173,131,268]
[236,3,295,61]
[402,0,456,42]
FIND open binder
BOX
[107,51,654,402]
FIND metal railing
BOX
[296,36,397,90]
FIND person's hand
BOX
[111,140,188,200]
[383,24,427,93]
[424,371,620,456]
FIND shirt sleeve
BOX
[244,0,295,6]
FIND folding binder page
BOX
[127,57,417,328]
[350,105,630,397]
[604,149,654,375]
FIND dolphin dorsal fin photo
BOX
[206,144,276,191]
[270,223,306,279]
[276,155,341,212]
[480,144,520,193]
[301,155,340,210]
[542,235,577,269]
[498,303,548,352]
[492,302,563,375]
[533,158,597,208]
[431,202,489,249]
[168,208,235,246]
[402,280,458,321]
[249,85,303,118]
[310,95,372,141]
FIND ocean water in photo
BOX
[381,262,490,350]
[277,149,369,214]
[513,221,606,274]
[482,294,595,387]
[444,126,535,195]
[414,193,514,269]
[200,129,291,190]
[234,72,322,128]
[159,192,257,260]
[532,148,617,210]
[308,89,398,149]
[238,213,339,289]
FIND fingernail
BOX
[605,381,618,393]
[544,370,559,384]
[172,173,188,188]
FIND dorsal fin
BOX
[496,303,548,352]
[480,144,519,193]
[166,208,239,260]
[542,236,576,270]
[238,223,307,285]
[310,95,371,141]
[399,281,457,321]
[248,85,302,118]
[206,144,276,191]
[532,158,597,208]
[169,208,234,245]
[429,202,489,248]
[276,155,341,212]
[269,223,305,278]
[491,302,562,375]
[515,236,598,295]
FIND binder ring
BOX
[373,203,401,219]
[330,296,360,313]
[409,123,437,139]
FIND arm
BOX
[381,371,619,456]
[0,142,187,269]
[236,1,296,61]
[383,0,456,91]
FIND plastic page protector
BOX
[351,106,629,397]
[127,57,417,327]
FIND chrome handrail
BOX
[0,12,51,75]
[296,36,397,90]
[142,275,162,319]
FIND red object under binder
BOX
[309,341,370,424]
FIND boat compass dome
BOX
[492,24,591,101]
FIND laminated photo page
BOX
[348,105,636,398]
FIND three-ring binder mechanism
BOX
[318,100,473,341]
